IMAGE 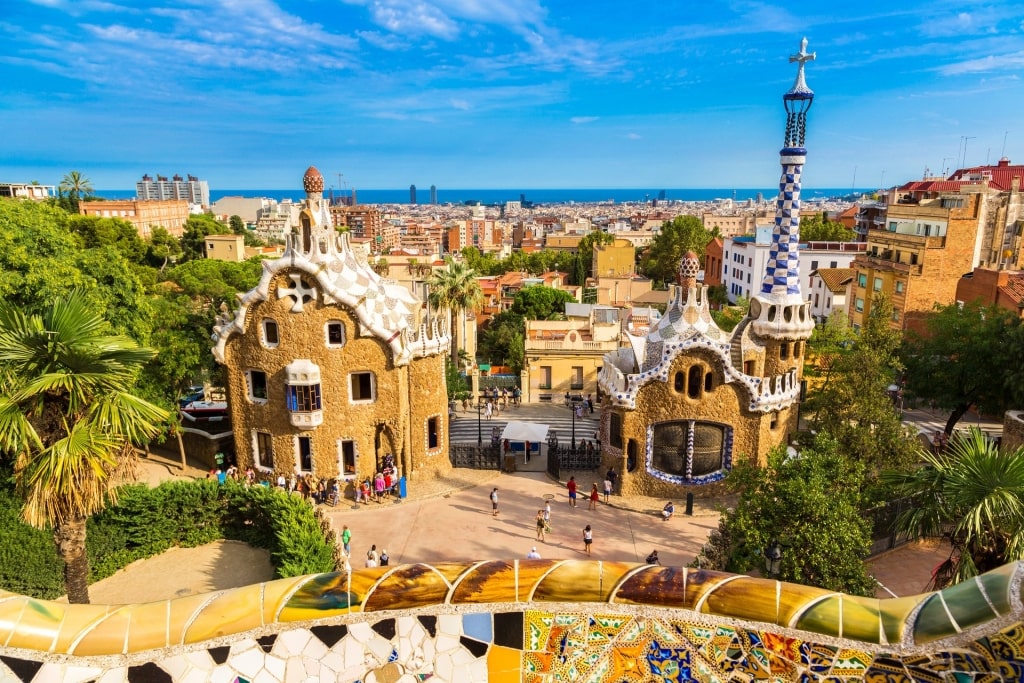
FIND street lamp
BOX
[477,400,482,446]
[765,539,783,578]
[571,401,576,450]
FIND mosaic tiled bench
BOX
[1,560,1022,682]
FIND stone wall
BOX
[2,560,1022,682]
[1004,410,1024,452]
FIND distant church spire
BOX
[760,38,815,298]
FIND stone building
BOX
[212,166,452,486]
[79,198,190,238]
[597,40,817,498]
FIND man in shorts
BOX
[567,476,577,508]
[490,487,499,516]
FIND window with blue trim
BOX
[650,421,731,484]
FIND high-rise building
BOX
[137,173,210,208]
[430,185,437,205]
[410,184,417,204]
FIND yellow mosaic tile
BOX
[776,581,834,627]
[0,597,29,648]
[52,603,112,653]
[451,561,518,604]
[486,643,522,682]
[532,561,609,603]
[124,601,171,653]
[167,592,219,646]
[184,584,264,644]
[363,564,451,611]
[703,576,779,624]
[8,599,64,653]
[69,607,131,657]
[259,575,310,624]
[793,595,842,638]
[839,595,883,644]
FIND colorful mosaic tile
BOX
[1,561,1024,681]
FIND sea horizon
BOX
[94,187,873,205]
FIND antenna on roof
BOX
[1002,131,1009,159]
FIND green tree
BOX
[444,358,470,401]
[509,285,576,320]
[641,216,713,285]
[146,226,184,272]
[66,215,146,263]
[799,212,856,242]
[803,311,855,393]
[883,428,1024,588]
[181,214,231,262]
[576,230,616,283]
[809,294,917,492]
[229,215,246,235]
[57,171,94,213]
[428,259,484,367]
[901,301,1022,436]
[719,436,877,595]
[0,293,168,603]
[479,311,525,375]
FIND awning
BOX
[500,421,549,443]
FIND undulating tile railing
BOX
[1,560,1022,682]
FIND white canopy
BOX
[500,421,549,443]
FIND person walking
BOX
[567,476,577,508]
[379,549,389,566]
[341,525,352,556]
[490,487,499,516]
[526,546,542,559]
[587,393,595,414]
[484,401,493,420]
[544,500,552,526]
[582,525,593,555]
[606,467,617,494]
[603,477,612,503]
[374,472,385,502]
[535,509,547,542]
[365,544,379,568]
[588,483,599,510]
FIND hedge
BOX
[0,479,338,600]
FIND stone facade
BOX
[212,166,452,486]
[1004,410,1024,452]
[79,198,190,238]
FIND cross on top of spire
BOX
[786,37,815,97]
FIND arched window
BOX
[687,365,702,398]
[609,413,623,449]
[650,420,732,484]
[704,371,714,392]
[780,343,789,360]
[674,371,685,393]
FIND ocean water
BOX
[95,187,869,205]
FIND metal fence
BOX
[864,496,916,557]
[546,444,602,480]
[449,443,501,470]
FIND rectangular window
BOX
[263,320,279,346]
[340,440,356,476]
[895,281,905,294]
[247,370,268,401]
[858,273,867,288]
[255,431,273,469]
[830,261,837,268]
[428,416,439,449]
[539,366,552,390]
[570,366,583,390]
[888,221,897,231]
[855,298,864,312]
[814,293,819,307]
[326,322,345,347]
[873,277,883,292]
[892,309,901,322]
[350,372,375,402]
[609,412,623,449]
[287,384,322,412]
[297,436,312,473]
[810,260,818,270]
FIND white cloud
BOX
[450,98,471,110]
[940,51,1024,76]
[570,116,598,124]
[625,132,641,140]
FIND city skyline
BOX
[3,0,1023,191]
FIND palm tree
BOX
[0,292,167,603]
[428,258,484,369]
[883,428,1024,588]
[58,171,94,213]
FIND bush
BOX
[0,478,338,599]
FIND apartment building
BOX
[79,199,190,238]
[137,173,210,208]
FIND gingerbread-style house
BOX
[212,166,452,486]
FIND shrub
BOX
[0,478,338,599]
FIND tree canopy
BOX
[717,436,877,596]
[900,301,1023,435]
[181,214,231,262]
[641,216,713,285]
[798,212,856,242]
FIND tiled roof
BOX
[898,180,965,193]
[813,268,856,293]
[950,162,1024,192]
[1002,273,1024,306]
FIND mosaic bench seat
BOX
[1,560,1023,682]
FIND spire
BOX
[748,39,816,342]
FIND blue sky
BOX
[2,0,1023,190]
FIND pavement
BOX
[98,401,975,603]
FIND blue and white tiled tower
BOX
[749,38,816,344]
